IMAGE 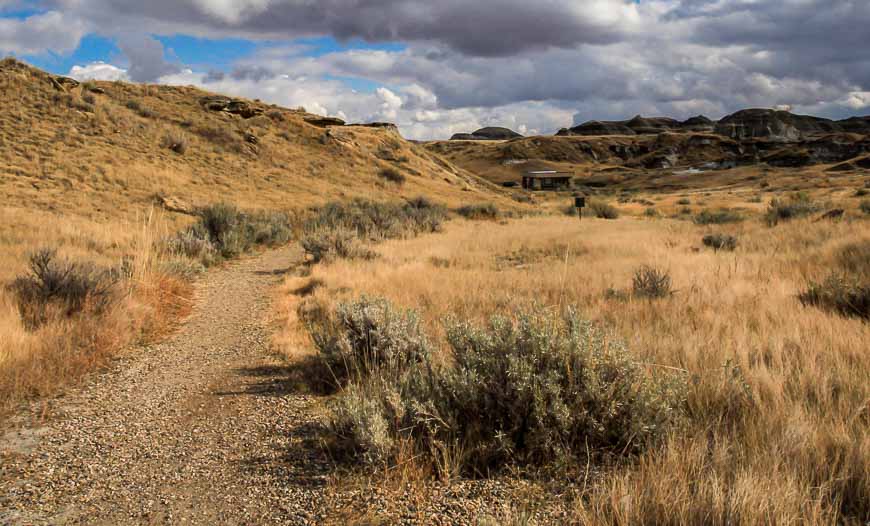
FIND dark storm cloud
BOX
[48,0,636,57]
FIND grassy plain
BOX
[278,204,869,524]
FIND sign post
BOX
[574,196,586,221]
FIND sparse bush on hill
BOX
[860,199,870,215]
[585,199,619,219]
[125,99,154,118]
[765,192,821,226]
[677,198,691,205]
[702,233,738,251]
[323,300,686,471]
[378,167,406,185]
[632,265,673,299]
[8,249,120,330]
[160,132,189,154]
[694,208,742,225]
[456,203,500,220]
[644,207,659,218]
[194,124,244,153]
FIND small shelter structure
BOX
[522,171,573,191]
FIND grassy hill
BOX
[0,57,511,278]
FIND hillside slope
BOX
[0,58,509,275]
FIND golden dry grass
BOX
[277,213,869,524]
[0,57,514,413]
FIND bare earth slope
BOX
[0,246,331,525]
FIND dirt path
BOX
[0,246,335,525]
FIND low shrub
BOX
[837,240,870,279]
[694,208,742,225]
[644,207,659,218]
[300,228,375,264]
[702,233,738,251]
[310,297,432,390]
[632,265,673,299]
[379,167,406,185]
[324,303,686,472]
[860,200,870,215]
[306,198,446,241]
[585,199,619,219]
[194,125,244,153]
[8,249,120,329]
[799,275,869,320]
[456,203,500,220]
[161,132,188,154]
[166,203,292,264]
[677,198,691,205]
[855,188,868,197]
[764,193,821,226]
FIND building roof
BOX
[525,171,573,178]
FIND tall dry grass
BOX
[278,214,870,524]
[0,209,192,415]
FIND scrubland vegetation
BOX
[0,202,295,412]
[278,210,869,524]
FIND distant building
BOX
[521,171,573,191]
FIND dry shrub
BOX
[799,275,869,320]
[379,167,406,185]
[702,233,738,251]
[8,249,120,330]
[321,298,686,474]
[300,228,375,264]
[632,265,673,299]
[309,296,431,390]
[167,203,293,264]
[860,199,870,215]
[799,240,870,320]
[585,199,619,219]
[765,192,821,226]
[694,208,742,225]
[456,203,500,220]
[160,132,189,154]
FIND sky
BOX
[1,0,869,140]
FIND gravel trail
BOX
[0,246,334,525]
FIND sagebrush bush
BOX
[324,303,686,472]
[300,228,375,263]
[585,199,619,219]
[632,265,673,299]
[310,296,432,390]
[644,207,659,218]
[765,193,821,226]
[855,188,868,197]
[702,233,738,251]
[166,203,292,264]
[694,208,742,225]
[306,198,447,242]
[379,167,406,185]
[677,198,691,205]
[161,132,188,154]
[836,240,870,279]
[8,249,119,329]
[456,203,500,220]
[860,199,870,215]
[799,275,869,320]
